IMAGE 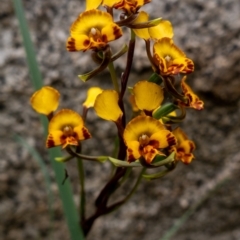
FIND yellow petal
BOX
[83,87,103,108]
[153,37,185,60]
[86,0,102,10]
[150,130,176,149]
[172,127,188,144]
[141,145,160,164]
[30,86,60,115]
[94,90,123,121]
[149,20,173,40]
[126,140,141,162]
[177,140,195,164]
[132,11,150,40]
[101,23,123,42]
[133,80,164,112]
[74,125,91,140]
[48,109,84,132]
[66,35,91,52]
[181,76,204,110]
[46,130,64,148]
[124,116,165,143]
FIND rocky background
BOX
[1,0,240,239]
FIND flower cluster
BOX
[30,0,203,235]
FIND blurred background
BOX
[1,0,240,239]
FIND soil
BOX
[1,0,240,239]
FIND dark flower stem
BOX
[80,30,136,237]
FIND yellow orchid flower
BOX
[83,87,103,108]
[46,109,91,148]
[179,76,204,110]
[66,9,122,52]
[171,127,195,164]
[30,86,60,116]
[123,116,176,163]
[132,11,173,40]
[133,80,164,114]
[113,0,151,14]
[153,38,194,76]
[94,90,123,121]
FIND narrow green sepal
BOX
[162,105,186,124]
[97,156,108,163]
[142,168,170,180]
[127,86,133,94]
[163,77,186,101]
[129,18,162,29]
[108,157,142,167]
[116,13,138,26]
[78,47,111,82]
[55,155,73,162]
[148,72,163,84]
[151,152,175,166]
[153,103,178,119]
[111,44,128,62]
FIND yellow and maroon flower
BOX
[94,90,123,122]
[123,116,176,163]
[30,86,60,116]
[171,127,195,164]
[66,9,122,52]
[46,109,91,148]
[133,80,164,114]
[112,0,151,14]
[153,38,194,76]
[132,11,173,40]
[179,76,204,110]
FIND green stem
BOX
[108,61,119,93]
[67,147,108,162]
[77,158,86,221]
[106,167,146,213]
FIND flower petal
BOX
[94,90,123,121]
[181,76,204,110]
[83,87,103,108]
[66,35,91,52]
[48,109,84,132]
[149,20,173,40]
[101,23,123,42]
[150,130,176,149]
[46,130,64,148]
[124,116,165,143]
[132,11,150,39]
[133,80,164,112]
[30,86,60,115]
[126,140,141,162]
[142,145,160,164]
[74,125,91,140]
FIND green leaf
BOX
[148,72,163,84]
[108,157,142,167]
[15,135,54,236]
[12,0,84,239]
[142,169,170,180]
[153,103,178,119]
[151,152,175,167]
